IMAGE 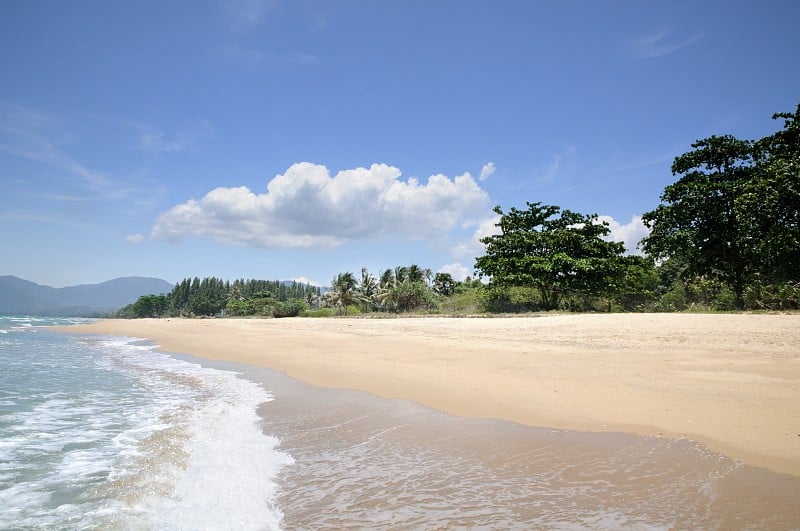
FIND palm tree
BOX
[374,269,395,311]
[407,264,424,284]
[379,268,395,289]
[324,272,358,315]
[394,266,408,285]
[358,267,379,312]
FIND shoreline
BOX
[54,313,800,477]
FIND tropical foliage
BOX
[642,103,799,310]
[322,264,439,314]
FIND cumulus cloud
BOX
[125,233,144,245]
[452,214,502,258]
[479,162,496,181]
[597,214,650,254]
[151,162,490,248]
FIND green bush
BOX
[271,299,306,318]
[299,308,335,318]
[482,285,540,313]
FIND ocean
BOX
[1,316,798,529]
[0,316,291,529]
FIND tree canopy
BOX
[642,104,799,309]
[474,202,628,310]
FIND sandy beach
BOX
[57,313,800,477]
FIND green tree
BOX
[475,202,627,310]
[743,104,800,285]
[432,272,456,296]
[324,272,358,315]
[389,281,439,312]
[642,134,762,309]
[357,267,379,312]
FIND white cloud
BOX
[152,162,490,248]
[597,214,650,254]
[438,263,471,282]
[453,214,501,258]
[125,233,144,245]
[479,162,496,181]
[633,30,705,59]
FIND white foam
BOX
[0,333,292,530]
[95,337,294,530]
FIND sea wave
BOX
[0,331,292,530]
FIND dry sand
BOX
[56,313,800,476]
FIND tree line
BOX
[117,277,321,318]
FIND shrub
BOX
[271,299,306,318]
[300,308,335,318]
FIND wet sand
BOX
[56,313,800,477]
[186,353,800,528]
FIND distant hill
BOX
[0,276,173,316]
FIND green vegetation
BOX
[121,104,798,318]
[475,203,630,311]
[117,277,320,318]
[642,104,799,310]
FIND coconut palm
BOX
[358,267,379,312]
[394,266,408,285]
[407,264,424,284]
[379,268,395,288]
[324,272,358,315]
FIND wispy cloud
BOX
[79,112,212,155]
[0,104,169,214]
[125,233,144,245]
[536,146,576,184]
[137,121,212,155]
[633,30,705,59]
[479,162,496,181]
[0,209,93,230]
[0,105,111,188]
[222,0,276,30]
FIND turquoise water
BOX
[0,316,291,530]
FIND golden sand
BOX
[56,314,800,476]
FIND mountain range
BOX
[0,276,174,316]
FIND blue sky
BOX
[1,1,798,287]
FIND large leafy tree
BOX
[475,202,627,310]
[742,104,800,284]
[642,105,800,309]
[641,135,756,309]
